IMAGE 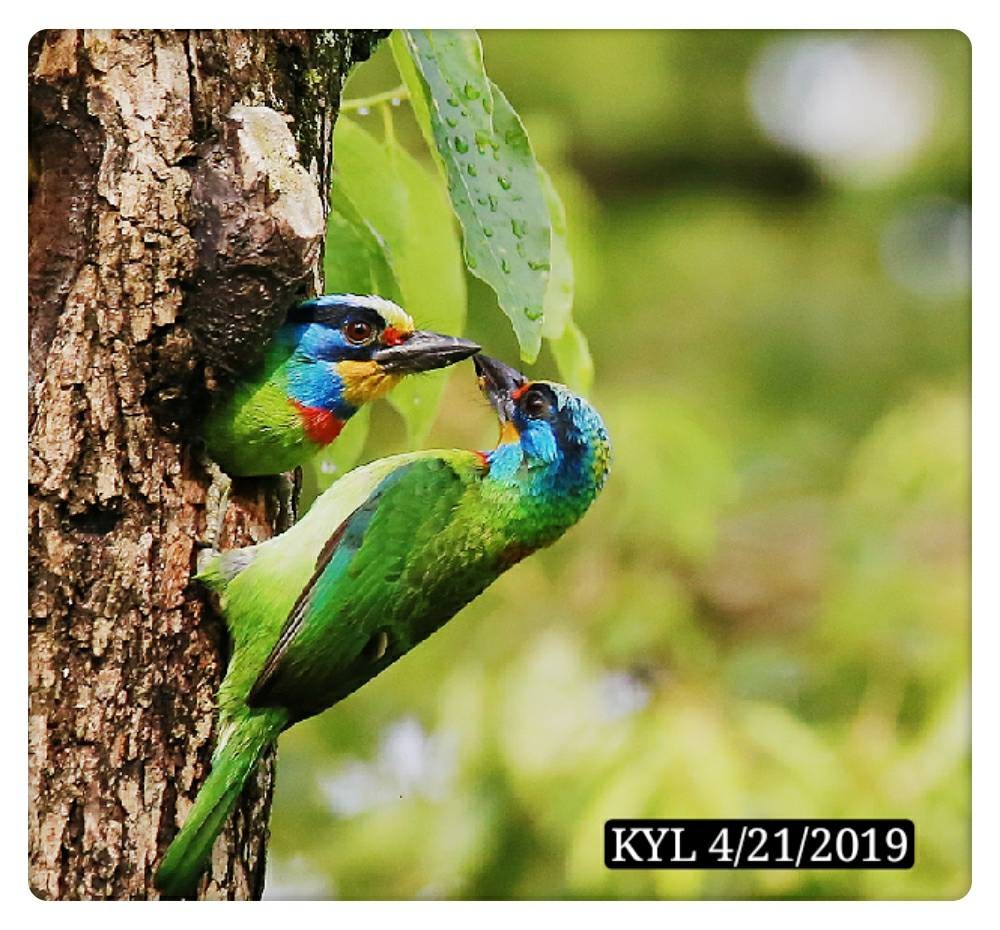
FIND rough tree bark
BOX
[28,29,383,900]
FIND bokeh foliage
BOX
[269,30,970,900]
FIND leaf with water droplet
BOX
[454,136,469,153]
[445,115,457,127]
[393,30,590,384]
[395,30,551,361]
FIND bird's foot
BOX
[195,545,220,577]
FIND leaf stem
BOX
[340,86,410,112]
[381,100,396,147]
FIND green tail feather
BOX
[155,711,284,899]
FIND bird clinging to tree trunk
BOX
[202,294,480,476]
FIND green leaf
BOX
[537,166,594,392]
[323,193,402,302]
[550,320,594,395]
[538,165,574,341]
[332,117,467,445]
[396,29,551,363]
[389,31,435,151]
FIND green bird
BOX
[203,294,480,477]
[155,355,611,898]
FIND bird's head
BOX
[283,295,480,416]
[474,354,611,496]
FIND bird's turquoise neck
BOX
[485,430,610,546]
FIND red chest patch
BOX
[292,400,345,445]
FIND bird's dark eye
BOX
[521,389,549,419]
[343,319,376,345]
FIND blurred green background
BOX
[266,30,970,900]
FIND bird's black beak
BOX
[474,354,527,424]
[372,331,480,374]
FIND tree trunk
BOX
[28,28,383,900]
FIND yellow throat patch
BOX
[337,360,403,408]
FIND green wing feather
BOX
[199,451,427,605]
[241,456,475,722]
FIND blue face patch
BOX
[281,323,356,417]
[486,383,610,491]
